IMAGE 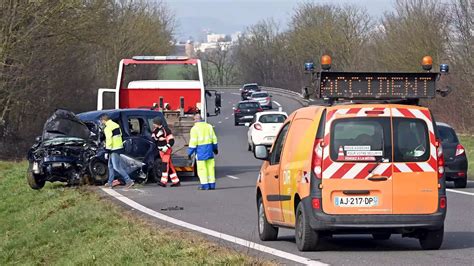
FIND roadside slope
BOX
[0,161,271,265]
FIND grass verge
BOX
[0,161,271,265]
[459,135,473,180]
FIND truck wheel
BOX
[454,178,467,188]
[257,197,278,241]
[295,202,319,251]
[26,164,45,190]
[372,233,391,240]
[419,226,444,250]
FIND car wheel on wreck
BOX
[26,163,46,190]
[89,158,108,185]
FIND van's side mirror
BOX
[244,122,250,127]
[254,145,269,160]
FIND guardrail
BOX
[208,85,310,107]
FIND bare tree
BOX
[198,42,237,86]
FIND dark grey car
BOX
[437,122,468,188]
[234,101,263,126]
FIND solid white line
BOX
[273,101,281,107]
[101,188,325,265]
[447,189,474,196]
[225,117,229,120]
[218,121,222,124]
[226,175,240,180]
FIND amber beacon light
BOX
[321,55,332,70]
[422,56,433,71]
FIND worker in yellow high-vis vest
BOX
[100,114,134,189]
[188,114,218,190]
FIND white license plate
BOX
[334,196,378,207]
[265,136,275,141]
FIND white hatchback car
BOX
[246,111,288,151]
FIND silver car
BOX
[249,91,272,109]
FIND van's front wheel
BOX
[419,226,444,250]
[295,202,319,251]
[257,197,278,241]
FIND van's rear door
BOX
[391,107,439,214]
[321,107,393,215]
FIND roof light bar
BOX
[132,56,190,61]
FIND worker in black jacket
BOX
[152,117,180,187]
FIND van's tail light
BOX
[254,123,262,131]
[311,198,321,209]
[439,196,446,209]
[312,138,324,179]
[455,144,465,156]
[436,139,445,179]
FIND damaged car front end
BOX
[27,109,101,189]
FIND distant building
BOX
[207,33,227,43]
[185,40,195,58]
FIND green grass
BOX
[459,135,473,180]
[0,161,270,265]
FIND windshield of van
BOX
[331,118,391,162]
[393,118,430,162]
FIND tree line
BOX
[234,0,473,133]
[0,0,174,159]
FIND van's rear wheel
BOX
[295,202,319,251]
[372,233,391,240]
[419,226,444,250]
[257,197,278,241]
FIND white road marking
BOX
[102,188,325,265]
[225,117,229,120]
[447,189,474,196]
[226,175,240,180]
[273,101,281,107]
[218,121,222,124]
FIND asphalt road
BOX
[113,90,474,265]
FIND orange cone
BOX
[337,146,345,160]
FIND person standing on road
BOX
[188,114,218,190]
[152,117,180,187]
[100,114,134,189]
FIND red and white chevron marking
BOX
[390,107,437,173]
[321,107,437,179]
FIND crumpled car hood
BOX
[42,109,91,141]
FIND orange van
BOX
[254,60,450,251]
[255,104,446,251]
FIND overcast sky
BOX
[164,0,396,41]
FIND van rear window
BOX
[330,118,391,162]
[393,118,430,162]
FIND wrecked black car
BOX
[27,109,101,189]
